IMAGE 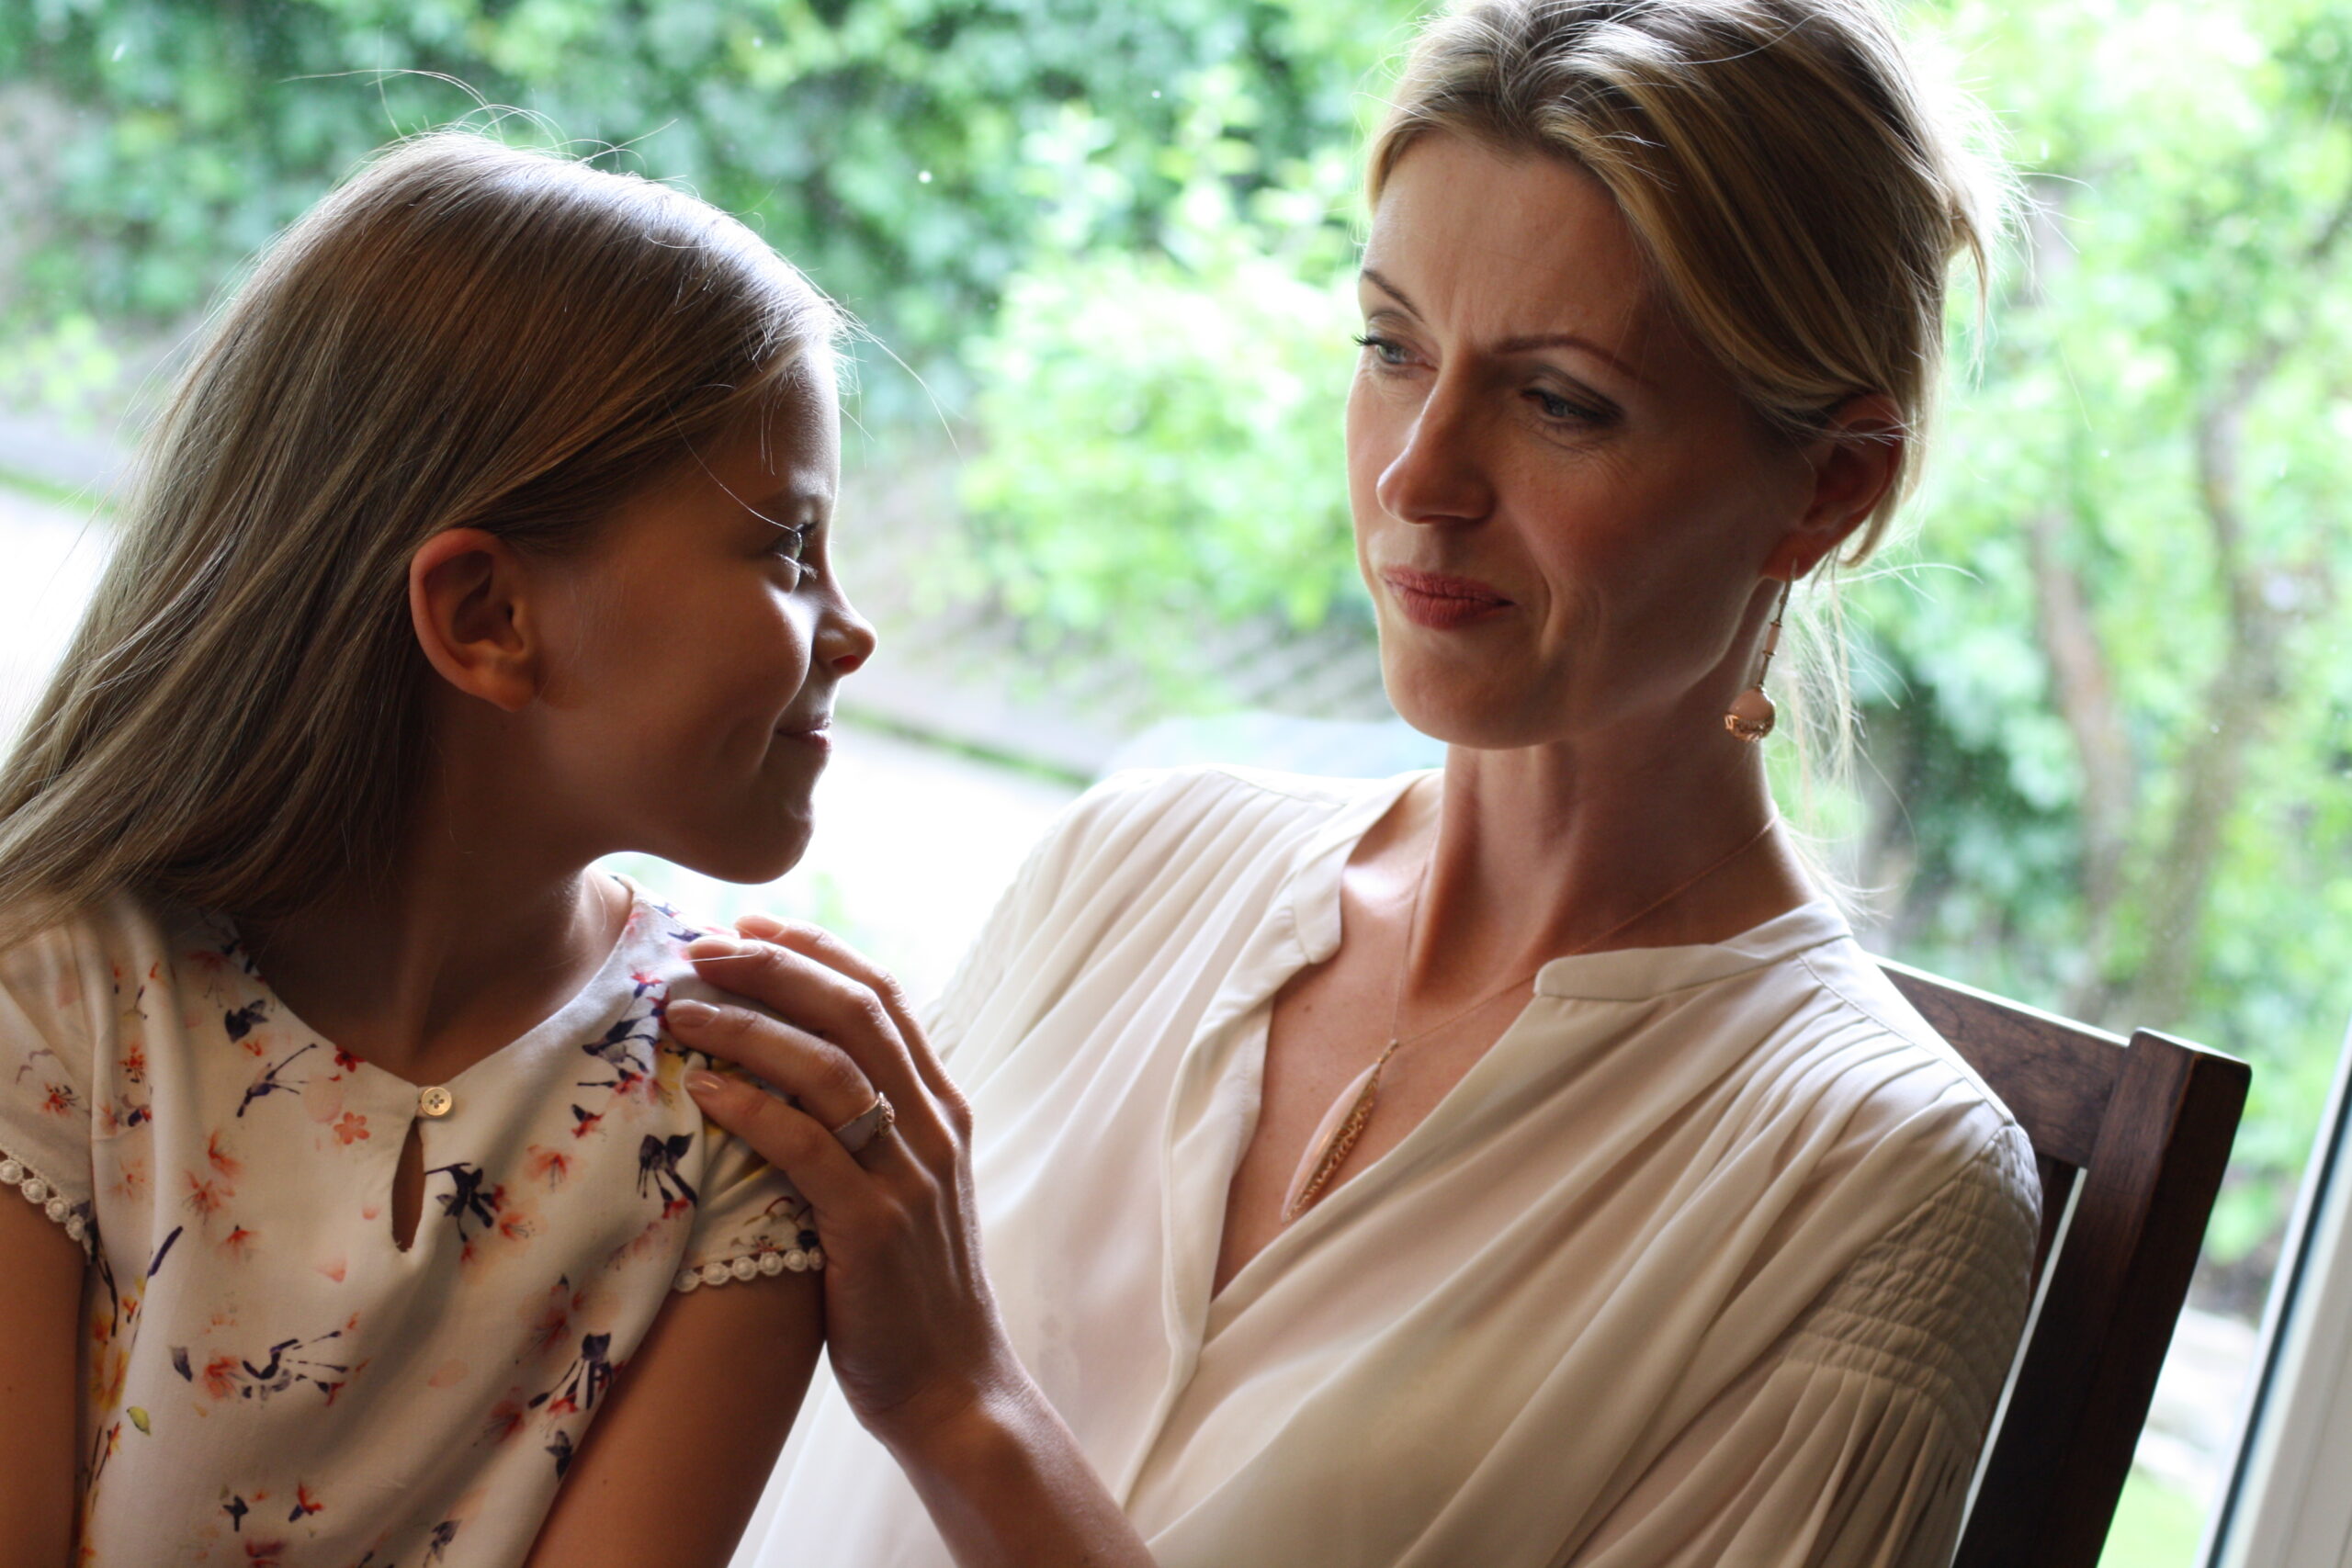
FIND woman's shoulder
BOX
[1065,761,1406,836]
[1033,763,1411,892]
[1770,932,2041,1214]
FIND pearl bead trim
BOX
[0,1153,95,1258]
[671,1245,823,1293]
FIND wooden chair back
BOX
[1876,959,2250,1568]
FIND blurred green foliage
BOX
[2,0,2347,1293]
[960,127,1367,655]
[2100,1470,2204,1568]
[0,0,1406,399]
[1868,0,2352,1276]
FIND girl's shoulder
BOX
[0,892,196,1058]
[0,895,181,1255]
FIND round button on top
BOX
[417,1085,456,1119]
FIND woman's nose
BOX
[1374,378,1495,529]
[819,597,877,676]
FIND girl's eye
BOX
[769,525,811,566]
[1353,333,1410,367]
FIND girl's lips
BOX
[776,719,831,751]
[1381,567,1514,630]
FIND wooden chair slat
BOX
[1873,965,2249,1568]
[1882,961,2120,1168]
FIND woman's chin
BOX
[1382,663,1554,752]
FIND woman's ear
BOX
[408,529,542,714]
[1764,393,1905,580]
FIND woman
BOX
[671,0,2040,1562]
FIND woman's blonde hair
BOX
[1370,0,2003,829]
[0,131,842,939]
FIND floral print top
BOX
[0,881,817,1566]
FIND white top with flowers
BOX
[0,880,814,1567]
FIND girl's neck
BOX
[233,765,630,1087]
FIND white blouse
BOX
[751,766,2040,1568]
[0,881,815,1567]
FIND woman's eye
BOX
[1353,333,1410,367]
[1526,387,1603,424]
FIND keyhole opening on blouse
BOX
[390,1118,424,1252]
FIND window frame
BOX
[2202,1015,2352,1566]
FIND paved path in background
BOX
[0,486,110,744]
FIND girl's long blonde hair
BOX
[0,132,841,942]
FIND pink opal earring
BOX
[1724,578,1792,742]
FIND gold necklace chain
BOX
[1280,813,1781,1223]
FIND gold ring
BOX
[830,1093,895,1156]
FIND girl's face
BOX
[526,359,875,884]
[1345,134,1820,751]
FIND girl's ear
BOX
[408,529,542,714]
[1764,392,1905,581]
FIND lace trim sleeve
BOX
[0,1151,96,1259]
[672,1237,825,1292]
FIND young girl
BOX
[0,131,878,1565]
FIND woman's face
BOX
[1346,133,1817,752]
[529,359,876,883]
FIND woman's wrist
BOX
[865,1347,1040,1472]
[875,1368,1152,1568]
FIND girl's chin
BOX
[655,808,816,888]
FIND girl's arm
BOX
[522,1269,823,1568]
[671,923,1155,1568]
[0,1193,86,1567]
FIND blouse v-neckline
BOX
[1198,776,1853,1317]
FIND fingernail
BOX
[686,935,745,961]
[668,998,718,1027]
[685,1070,728,1099]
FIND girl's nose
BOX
[820,599,877,676]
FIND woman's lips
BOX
[1381,567,1513,629]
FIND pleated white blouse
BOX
[753,765,2041,1568]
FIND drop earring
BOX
[1724,577,1792,742]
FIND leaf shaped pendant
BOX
[1281,1038,1400,1223]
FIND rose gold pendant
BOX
[1281,1039,1398,1222]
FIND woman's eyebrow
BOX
[1360,265,1421,316]
[1362,265,1647,389]
[1491,331,1649,389]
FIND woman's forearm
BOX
[672,926,1152,1566]
[878,1377,1155,1568]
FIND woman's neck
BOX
[232,761,628,1085]
[1408,725,1815,988]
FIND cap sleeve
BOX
[0,918,101,1257]
[670,1122,820,1294]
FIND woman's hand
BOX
[665,916,1012,1443]
[666,919,1152,1568]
